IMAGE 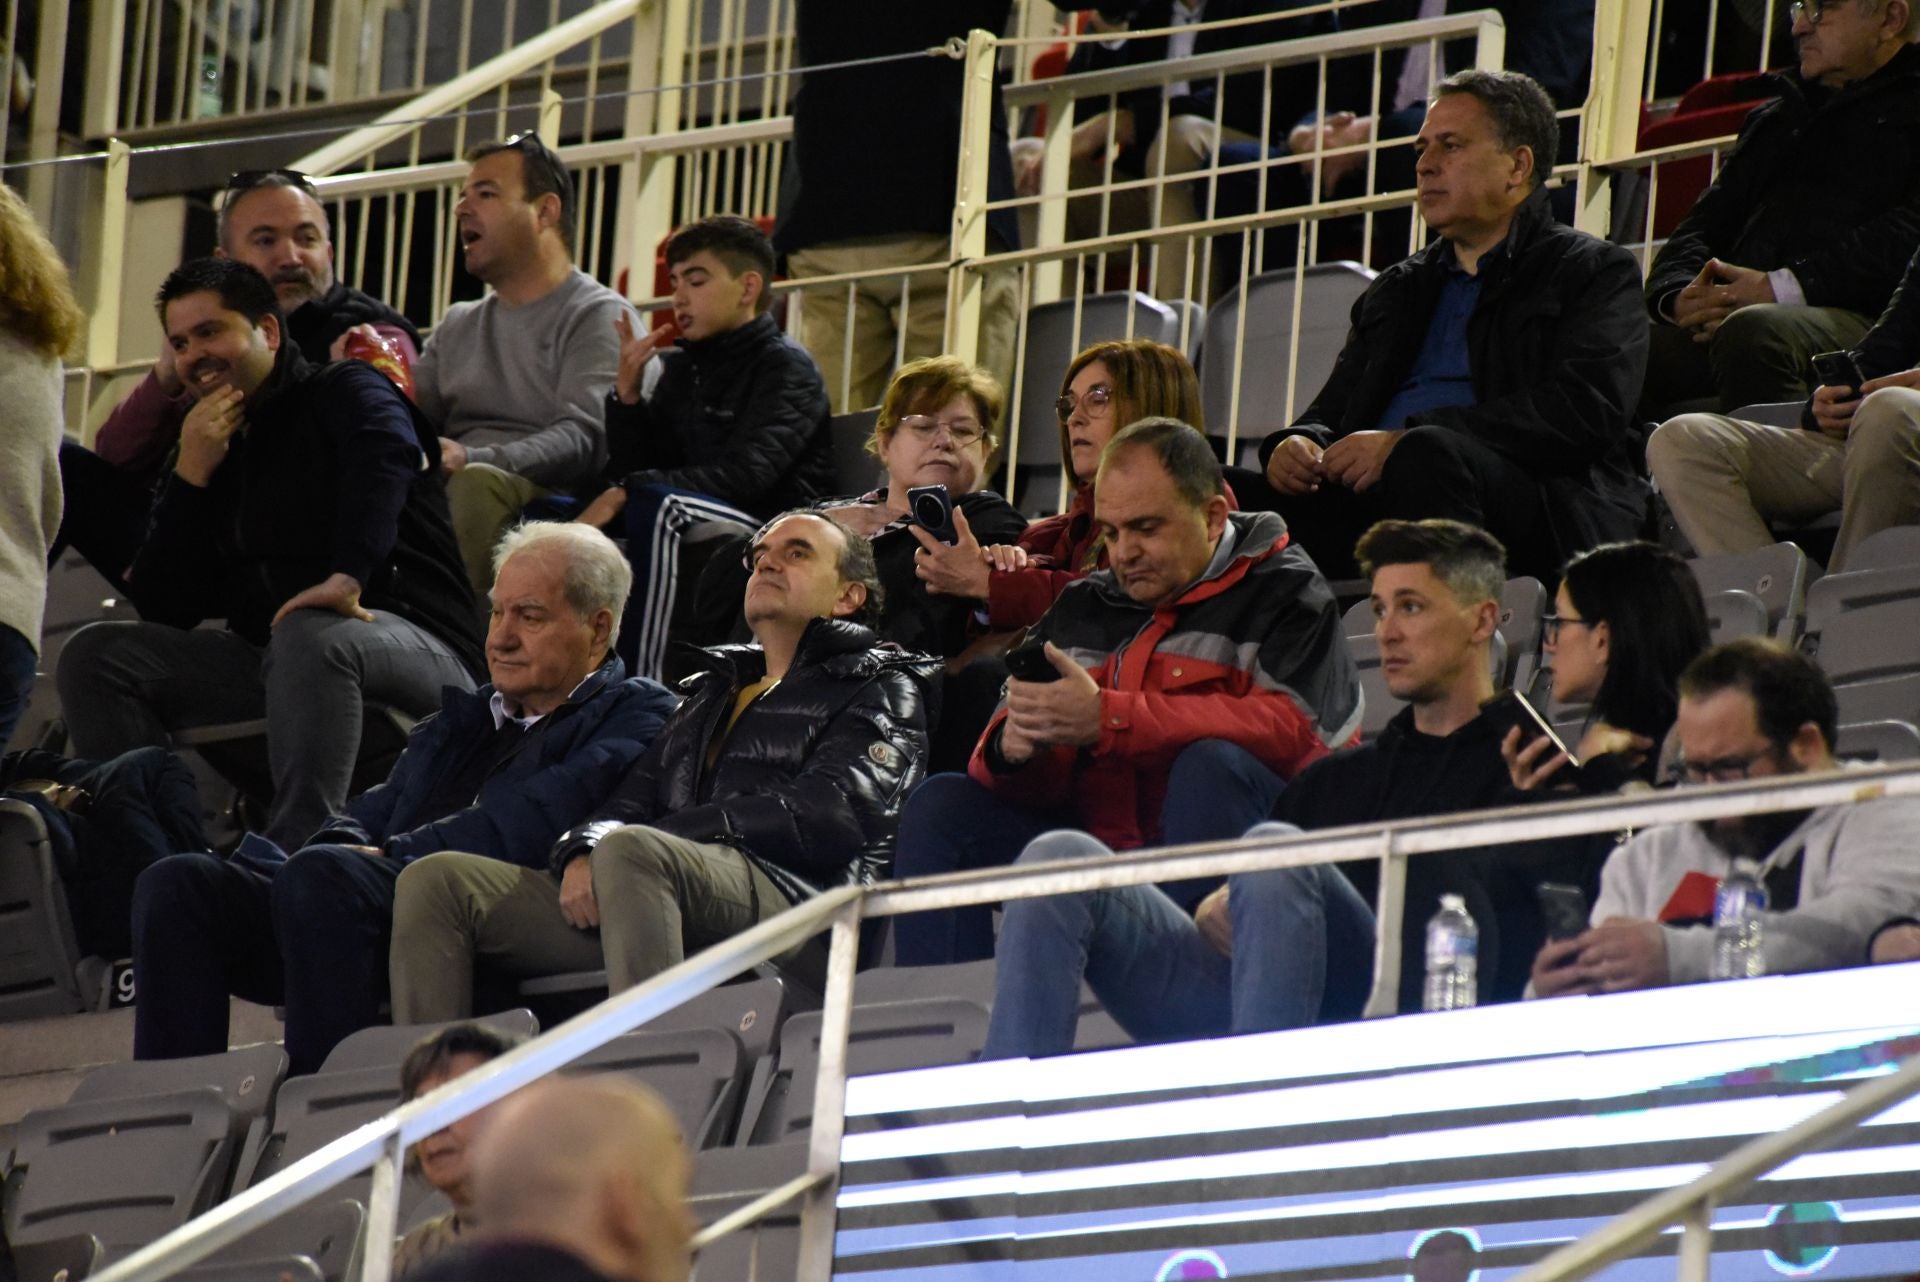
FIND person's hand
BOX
[559,856,599,930]
[576,485,628,529]
[440,436,469,472]
[997,714,1039,767]
[613,311,675,406]
[1809,382,1861,438]
[1670,265,1722,333]
[272,572,375,627]
[1577,721,1655,766]
[1530,934,1593,997]
[1003,643,1103,748]
[1011,137,1045,197]
[154,344,184,396]
[175,386,246,486]
[913,507,992,600]
[1870,921,1920,964]
[1679,259,1773,341]
[328,323,381,362]
[1567,918,1670,994]
[1320,429,1401,492]
[1502,725,1572,792]
[1264,434,1326,496]
[983,543,1031,573]
[1860,368,1920,397]
[1195,885,1233,957]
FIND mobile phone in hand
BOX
[1536,881,1590,941]
[1005,638,1063,684]
[907,484,958,545]
[1811,349,1865,397]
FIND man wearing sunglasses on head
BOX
[59,168,420,594]
[1531,638,1920,998]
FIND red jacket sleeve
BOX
[986,565,1082,630]
[1095,686,1335,780]
[966,709,1078,803]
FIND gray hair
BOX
[491,523,633,647]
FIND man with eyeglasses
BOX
[1640,0,1920,420]
[58,168,421,593]
[416,133,639,591]
[1531,637,1920,997]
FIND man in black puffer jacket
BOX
[389,511,938,1013]
[576,214,832,681]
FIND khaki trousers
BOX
[1648,385,1920,572]
[388,829,796,1023]
[445,463,549,591]
[788,232,1018,415]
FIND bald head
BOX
[468,1078,695,1282]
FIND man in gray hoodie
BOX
[1532,638,1920,996]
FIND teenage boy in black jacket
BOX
[1246,70,1648,582]
[57,259,485,853]
[574,214,832,680]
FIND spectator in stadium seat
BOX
[980,519,1525,1056]
[894,419,1361,970]
[415,133,638,590]
[1649,243,1920,572]
[58,258,485,855]
[405,1078,695,1282]
[1531,638,1920,997]
[1503,541,1711,794]
[394,1023,522,1279]
[126,523,674,1074]
[1246,70,1647,583]
[1639,0,1920,419]
[58,168,421,595]
[0,184,80,751]
[574,215,832,681]
[387,512,937,1018]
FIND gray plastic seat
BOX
[6,1232,104,1282]
[515,976,794,1065]
[1347,633,1404,744]
[1198,262,1374,446]
[1497,577,1548,695]
[201,1199,364,1282]
[827,408,882,496]
[1834,720,1920,763]
[318,1007,539,1074]
[1705,587,1770,646]
[0,799,86,1021]
[567,1025,748,1149]
[1816,598,1920,688]
[690,1142,810,1282]
[1688,543,1810,642]
[1834,674,1920,728]
[1803,562,1920,650]
[1840,525,1920,572]
[176,1259,326,1282]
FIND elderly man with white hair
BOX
[130,523,679,1075]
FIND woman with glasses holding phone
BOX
[1504,540,1711,793]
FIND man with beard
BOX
[58,169,419,590]
[1531,638,1920,997]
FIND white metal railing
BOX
[88,760,1920,1282]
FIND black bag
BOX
[2,746,209,958]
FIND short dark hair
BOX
[1434,69,1560,191]
[1678,638,1838,753]
[665,215,776,315]
[155,256,282,329]
[750,509,884,628]
[1560,542,1711,740]
[217,169,324,249]
[467,133,577,253]
[400,1022,520,1102]
[1355,518,1506,605]
[1096,416,1224,511]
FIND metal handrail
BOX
[87,760,1920,1282]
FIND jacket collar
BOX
[679,312,780,368]
[1774,39,1920,112]
[1084,509,1288,611]
[451,654,628,728]
[1415,185,1556,275]
[247,340,318,421]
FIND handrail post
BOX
[358,1133,408,1282]
[82,0,124,139]
[626,0,688,295]
[795,893,865,1282]
[1676,1200,1715,1282]
[538,87,564,147]
[1575,0,1653,237]
[1031,81,1073,307]
[84,139,131,373]
[1361,829,1405,1019]
[24,0,70,223]
[944,28,998,362]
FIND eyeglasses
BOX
[224,168,317,196]
[1675,746,1780,785]
[1789,0,1847,24]
[893,414,986,446]
[1055,385,1115,422]
[1541,614,1596,644]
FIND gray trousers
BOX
[387,827,797,1023]
[56,610,474,850]
[1648,385,1920,572]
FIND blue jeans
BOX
[0,623,36,751]
[983,822,1376,1059]
[892,739,1287,967]
[131,842,404,1074]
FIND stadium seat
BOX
[176,1259,326,1282]
[514,976,796,1065]
[827,408,883,495]
[1813,598,1920,690]
[8,1233,105,1282]
[1705,587,1770,646]
[1834,720,1920,764]
[1497,577,1547,696]
[198,1198,364,1282]
[1834,674,1920,729]
[0,798,87,1021]
[1803,562,1920,651]
[318,1008,539,1074]
[689,1142,809,1282]
[1346,633,1403,744]
[1688,543,1810,642]
[1197,262,1374,455]
[567,1025,748,1149]
[1839,525,1920,573]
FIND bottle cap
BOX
[1439,893,1466,910]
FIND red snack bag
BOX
[343,328,417,402]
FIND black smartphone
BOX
[1536,882,1590,941]
[1811,349,1865,396]
[1005,638,1062,684]
[907,484,958,544]
[1483,689,1583,769]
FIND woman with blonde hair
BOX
[0,182,83,747]
[914,337,1207,630]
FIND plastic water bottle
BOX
[1423,894,1479,1011]
[198,54,223,118]
[1711,858,1768,981]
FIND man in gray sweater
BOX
[1532,638,1920,996]
[417,133,639,589]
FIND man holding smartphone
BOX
[1649,243,1920,572]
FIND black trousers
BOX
[53,440,153,594]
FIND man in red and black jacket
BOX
[894,417,1362,966]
